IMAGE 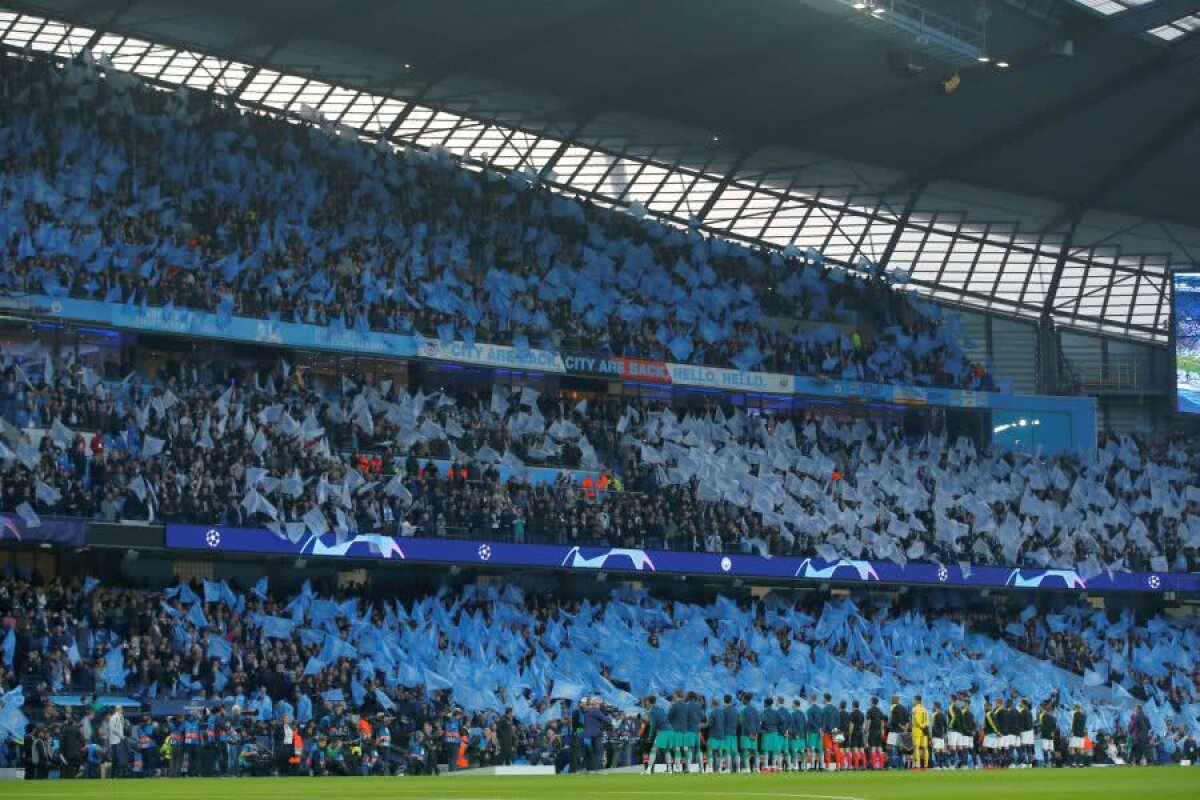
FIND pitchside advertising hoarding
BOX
[1175,271,1200,414]
[166,524,1200,594]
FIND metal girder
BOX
[1040,217,1080,319]
[874,182,926,272]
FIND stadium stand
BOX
[0,4,1196,790]
[1,575,1198,778]
[0,52,991,390]
[1,352,1198,570]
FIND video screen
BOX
[1177,271,1200,414]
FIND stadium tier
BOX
[1,352,1198,572]
[0,2,1198,791]
[0,53,991,391]
[0,576,1198,778]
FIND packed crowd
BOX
[2,574,1197,780]
[0,50,992,389]
[2,348,1199,571]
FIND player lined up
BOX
[641,692,1087,773]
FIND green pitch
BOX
[3,769,1198,800]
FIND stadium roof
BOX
[3,0,1198,342]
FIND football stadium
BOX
[0,1,1198,798]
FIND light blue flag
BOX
[0,701,27,744]
[66,641,81,666]
[102,647,127,689]
[82,577,100,595]
[207,636,232,663]
[297,694,313,723]
[203,580,221,604]
[320,689,345,705]
[252,576,269,601]
[186,603,208,629]
[351,679,365,707]
[1,629,13,667]
[374,688,396,711]
[303,656,326,676]
[422,668,452,691]
[262,615,295,640]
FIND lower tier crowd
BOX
[3,573,1197,779]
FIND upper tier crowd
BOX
[0,51,992,389]
[2,574,1197,774]
[1,349,1198,573]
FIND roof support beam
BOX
[874,181,926,272]
[1040,217,1080,320]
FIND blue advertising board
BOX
[166,524,1198,594]
[0,513,88,546]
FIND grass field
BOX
[2,769,1197,800]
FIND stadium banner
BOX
[0,295,419,358]
[665,363,793,393]
[0,513,88,547]
[166,524,1200,594]
[793,376,987,409]
[562,354,792,393]
[417,337,567,373]
[563,354,673,383]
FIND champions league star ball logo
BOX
[205,529,221,548]
[937,565,949,582]
[1147,575,1161,589]
[304,534,406,560]
[794,558,880,582]
[560,547,656,572]
[1005,569,1087,589]
[720,556,733,573]
[478,544,492,562]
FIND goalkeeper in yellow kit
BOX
[910,695,931,769]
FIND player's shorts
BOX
[983,734,1000,749]
[886,732,902,748]
[849,733,864,749]
[1069,736,1084,750]
[946,732,960,748]
[808,731,823,751]
[867,730,883,748]
[739,736,758,752]
[1020,731,1035,746]
[686,732,700,749]
[653,731,673,749]
[932,738,946,752]
[1004,735,1019,749]
[1040,739,1054,752]
[706,736,725,752]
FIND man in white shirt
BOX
[108,705,126,776]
